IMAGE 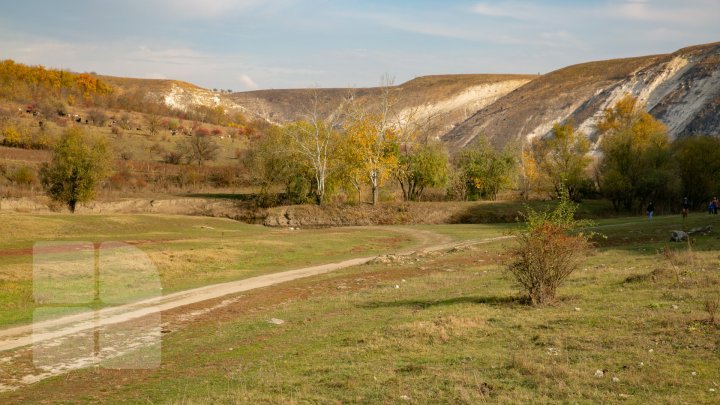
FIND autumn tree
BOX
[335,130,366,203]
[243,125,309,205]
[344,112,398,205]
[281,91,348,204]
[597,95,678,211]
[456,138,515,200]
[395,140,449,201]
[531,122,592,201]
[517,139,542,201]
[40,127,109,212]
[343,77,410,205]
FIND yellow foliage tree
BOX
[344,113,399,205]
[531,122,592,201]
[597,95,677,211]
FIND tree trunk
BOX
[372,185,379,205]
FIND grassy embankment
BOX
[2,213,719,403]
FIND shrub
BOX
[507,190,595,305]
[111,126,124,137]
[195,127,211,137]
[88,109,108,126]
[1,125,30,148]
[206,167,237,188]
[163,151,183,165]
[705,297,719,324]
[9,165,36,186]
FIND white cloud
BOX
[609,0,720,23]
[350,11,584,48]
[129,46,211,65]
[470,3,518,18]
[144,0,294,20]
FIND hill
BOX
[113,42,720,152]
[444,42,720,150]
[3,42,719,154]
[228,74,535,134]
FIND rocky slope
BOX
[444,42,720,150]
[101,42,720,152]
[102,73,534,140]
[227,74,534,133]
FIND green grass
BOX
[2,214,719,402]
[0,213,422,327]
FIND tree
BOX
[517,139,542,201]
[395,140,449,201]
[146,113,161,136]
[343,78,398,205]
[243,125,309,205]
[531,122,592,201]
[40,127,109,212]
[671,136,720,209]
[342,75,437,205]
[178,133,220,166]
[282,91,347,205]
[456,138,515,200]
[344,113,398,205]
[597,95,678,211]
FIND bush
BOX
[507,190,595,305]
[88,109,108,126]
[164,151,183,165]
[9,165,36,186]
[111,126,124,137]
[0,123,50,150]
[206,167,237,188]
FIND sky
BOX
[0,0,718,91]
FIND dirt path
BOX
[0,227,508,392]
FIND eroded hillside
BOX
[444,42,720,150]
[98,42,720,153]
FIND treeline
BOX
[240,84,521,206]
[522,95,720,212]
[0,59,113,106]
[244,93,720,211]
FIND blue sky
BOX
[0,0,717,91]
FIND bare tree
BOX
[146,113,161,137]
[178,134,220,166]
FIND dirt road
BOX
[0,227,510,392]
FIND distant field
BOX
[1,214,719,402]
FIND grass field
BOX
[0,213,419,327]
[1,212,718,402]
